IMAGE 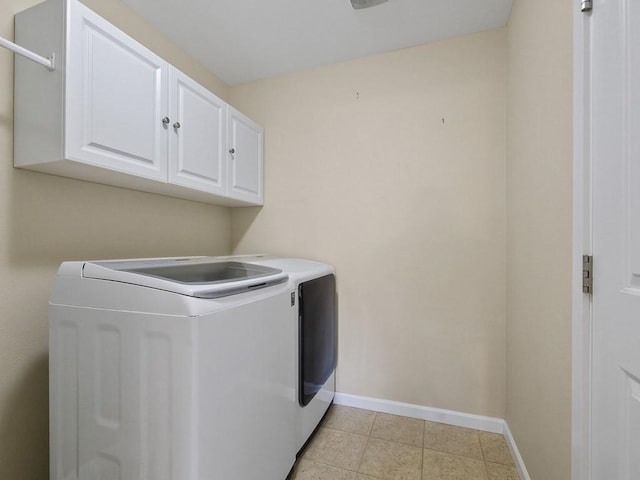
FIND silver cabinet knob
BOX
[173,122,181,129]
[162,116,170,125]
[229,148,235,154]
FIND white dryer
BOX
[244,256,337,452]
[49,257,297,480]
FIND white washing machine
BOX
[49,257,298,480]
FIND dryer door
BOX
[298,274,336,406]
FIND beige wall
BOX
[505,0,573,478]
[230,29,508,418]
[0,1,231,477]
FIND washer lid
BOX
[82,258,288,298]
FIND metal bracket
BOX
[47,52,56,71]
[581,0,593,13]
[583,255,593,294]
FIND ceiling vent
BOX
[350,0,389,9]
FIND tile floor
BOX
[290,405,520,480]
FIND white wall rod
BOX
[0,36,55,71]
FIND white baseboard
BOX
[503,422,531,480]
[334,392,504,433]
[333,392,531,480]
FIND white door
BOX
[168,69,226,195]
[590,0,640,478]
[226,106,264,205]
[65,0,168,182]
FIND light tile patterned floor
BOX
[290,405,520,480]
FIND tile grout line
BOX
[478,428,491,479]
[478,431,486,461]
[421,417,426,476]
[353,412,376,478]
[477,430,490,479]
[370,411,377,436]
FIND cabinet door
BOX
[226,107,264,205]
[65,1,168,182]
[168,69,226,195]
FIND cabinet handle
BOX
[162,116,170,125]
[173,122,181,129]
[229,148,235,154]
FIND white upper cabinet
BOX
[14,0,263,206]
[168,69,226,196]
[65,1,169,181]
[227,107,264,205]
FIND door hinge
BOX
[583,255,593,294]
[581,0,593,13]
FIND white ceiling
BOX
[121,0,514,86]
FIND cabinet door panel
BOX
[227,107,264,205]
[168,70,226,195]
[66,1,168,181]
